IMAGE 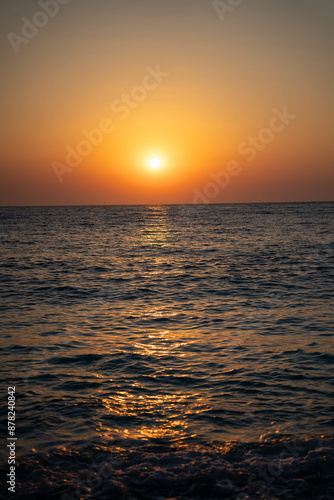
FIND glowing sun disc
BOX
[150,158,161,168]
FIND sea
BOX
[0,202,333,500]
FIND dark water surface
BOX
[0,203,333,499]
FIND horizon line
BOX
[1,200,333,208]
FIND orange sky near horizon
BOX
[0,0,333,205]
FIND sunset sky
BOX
[1,0,333,206]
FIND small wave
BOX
[49,353,103,365]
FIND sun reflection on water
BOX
[133,329,191,358]
[99,390,210,442]
[138,206,170,246]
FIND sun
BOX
[149,158,161,169]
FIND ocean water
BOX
[0,203,333,499]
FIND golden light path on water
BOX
[99,319,210,442]
[94,206,213,443]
